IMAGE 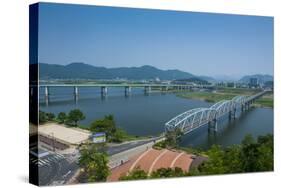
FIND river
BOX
[39,87,273,149]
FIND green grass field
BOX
[254,94,274,108]
[177,88,273,108]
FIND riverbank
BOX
[254,93,274,108]
[177,88,273,108]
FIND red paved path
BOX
[108,148,194,181]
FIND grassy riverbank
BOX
[254,93,273,108]
[177,88,273,108]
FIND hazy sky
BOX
[38,3,273,77]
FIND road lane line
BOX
[170,152,185,168]
[129,148,152,172]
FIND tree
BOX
[79,145,110,182]
[46,112,55,121]
[223,145,243,173]
[240,134,273,172]
[90,115,117,140]
[111,128,126,143]
[194,134,274,175]
[198,145,226,175]
[39,111,47,124]
[165,128,183,148]
[57,112,67,124]
[119,167,148,180]
[150,167,186,178]
[68,109,85,126]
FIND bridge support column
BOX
[245,102,249,110]
[214,119,218,132]
[125,86,131,97]
[208,118,218,132]
[144,86,151,95]
[73,86,79,103]
[101,86,108,97]
[44,86,49,98]
[161,86,168,92]
[44,86,49,106]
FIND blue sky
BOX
[38,3,273,77]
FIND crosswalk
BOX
[30,153,65,168]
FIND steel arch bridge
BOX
[165,90,268,135]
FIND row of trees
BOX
[39,109,85,126]
[40,108,134,143]
[192,134,273,175]
[120,167,187,181]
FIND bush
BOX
[119,167,148,180]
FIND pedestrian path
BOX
[108,148,194,181]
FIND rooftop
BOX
[38,123,91,145]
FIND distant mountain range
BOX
[39,63,201,81]
[172,77,211,85]
[239,74,273,84]
[36,63,273,83]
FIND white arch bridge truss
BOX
[165,91,268,134]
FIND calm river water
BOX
[39,87,273,149]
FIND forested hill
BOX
[38,62,197,80]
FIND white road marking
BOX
[40,160,47,164]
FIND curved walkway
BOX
[108,148,194,181]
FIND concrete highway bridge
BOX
[165,90,270,134]
[36,83,214,98]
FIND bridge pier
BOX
[44,86,49,106]
[244,102,249,110]
[208,118,218,132]
[125,86,131,97]
[214,119,218,132]
[101,86,108,97]
[144,86,151,95]
[229,108,237,120]
[45,96,49,106]
[161,86,168,92]
[74,86,79,99]
[44,86,49,98]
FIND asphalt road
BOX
[29,136,163,185]
[30,152,79,186]
[106,136,163,156]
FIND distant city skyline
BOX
[38,3,274,77]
